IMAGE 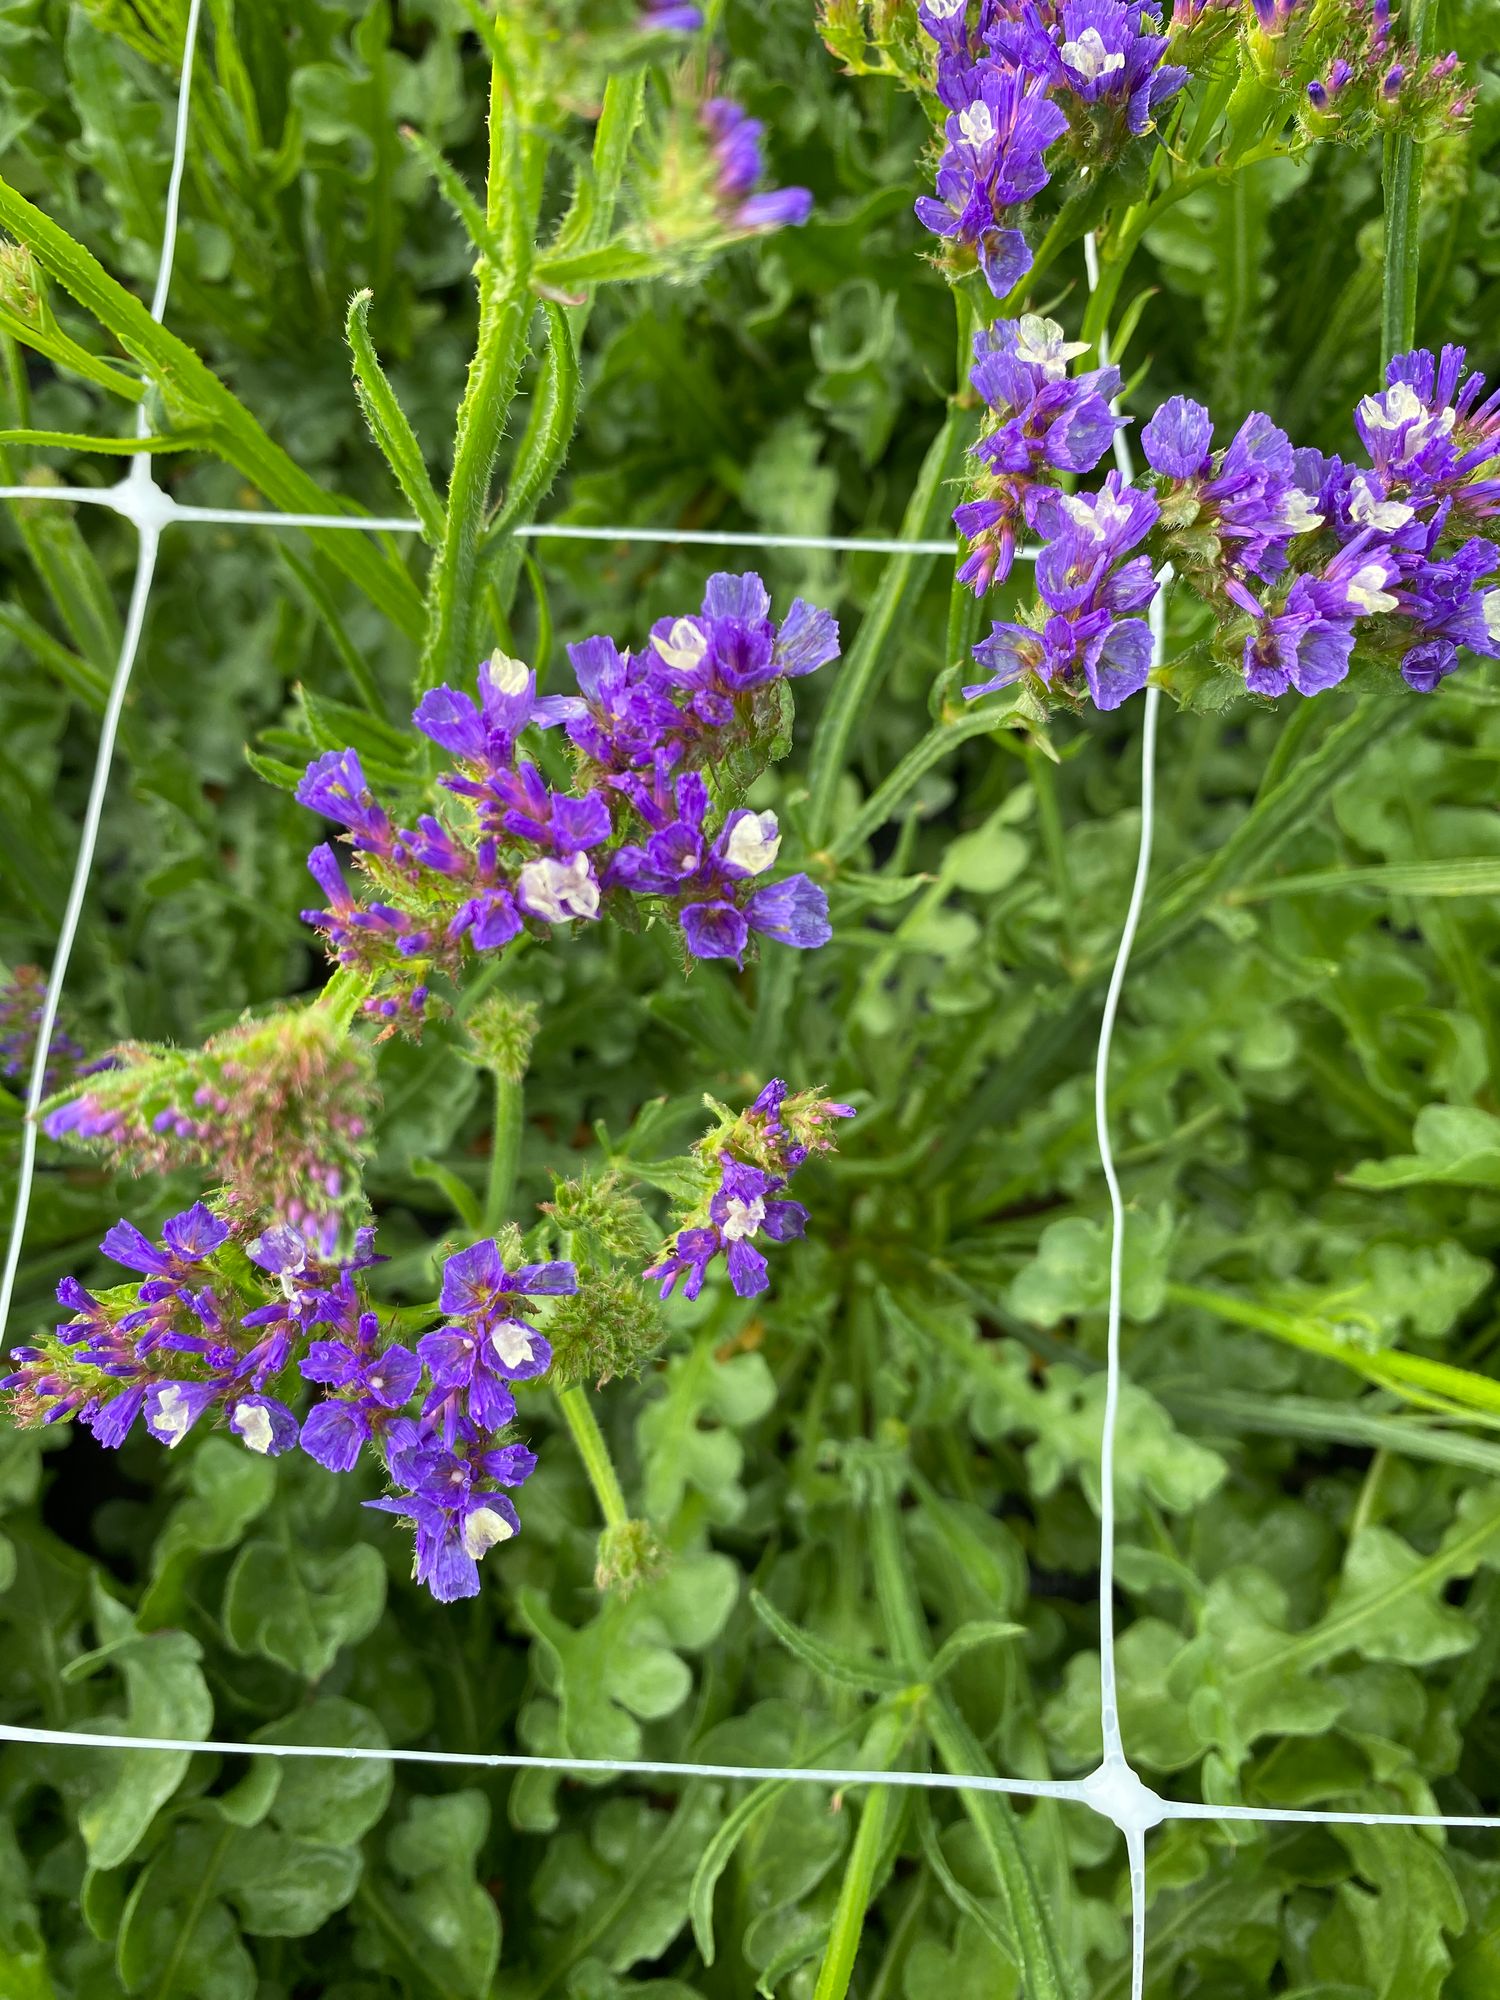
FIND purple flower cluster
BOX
[2,1207,574,1602]
[299,580,839,1016]
[959,333,1500,710]
[646,1078,854,1301]
[915,0,1187,297]
[699,99,812,234]
[1146,347,1500,697]
[955,313,1126,590]
[1301,2,1471,134]
[968,472,1162,709]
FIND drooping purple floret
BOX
[296,749,395,857]
[700,98,812,233]
[646,1156,808,1301]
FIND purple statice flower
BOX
[227,1394,300,1456]
[414,1238,567,1447]
[565,574,838,779]
[1239,576,1358,697]
[992,0,1188,135]
[366,1437,532,1602]
[741,1078,857,1174]
[646,1157,808,1300]
[608,771,830,966]
[957,315,1125,590]
[1392,529,1500,690]
[1143,398,1324,592]
[298,1311,421,1471]
[1249,0,1303,32]
[143,1377,222,1449]
[412,652,584,788]
[648,573,840,719]
[565,634,688,776]
[296,749,396,858]
[700,98,812,233]
[1356,346,1500,521]
[915,65,1068,296]
[919,0,977,57]
[968,473,1161,709]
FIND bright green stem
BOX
[1166,1282,1500,1423]
[813,1709,911,2000]
[1381,0,1434,367]
[484,1073,522,1233]
[869,1493,1072,2000]
[557,1384,629,1531]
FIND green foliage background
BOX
[2,0,1500,1994]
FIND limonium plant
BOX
[5,0,1500,1988]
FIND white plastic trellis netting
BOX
[1,13,1496,1999]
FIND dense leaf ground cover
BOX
[2,0,1500,1994]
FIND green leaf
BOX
[749,1588,909,1693]
[222,1538,386,1679]
[1007,1206,1175,1324]
[138,1437,275,1628]
[71,1588,213,1872]
[1347,1105,1500,1191]
[345,288,443,541]
[357,1791,500,2000]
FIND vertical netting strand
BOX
[0,0,203,1348]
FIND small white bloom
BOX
[1346,474,1412,532]
[153,1384,193,1447]
[1347,563,1399,615]
[721,1195,766,1241]
[652,617,708,675]
[1483,590,1500,642]
[1278,488,1325,535]
[233,1403,275,1455]
[1061,28,1125,80]
[1359,380,1426,432]
[517,852,600,924]
[1061,488,1134,542]
[485,651,530,697]
[958,102,995,147]
[927,0,966,16]
[462,1506,515,1559]
[1011,313,1089,379]
[723,811,781,876]
[491,1321,535,1369]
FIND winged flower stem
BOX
[1381,0,1433,366]
[418,56,538,692]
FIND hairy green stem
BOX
[556,1384,629,1530]
[484,1073,522,1233]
